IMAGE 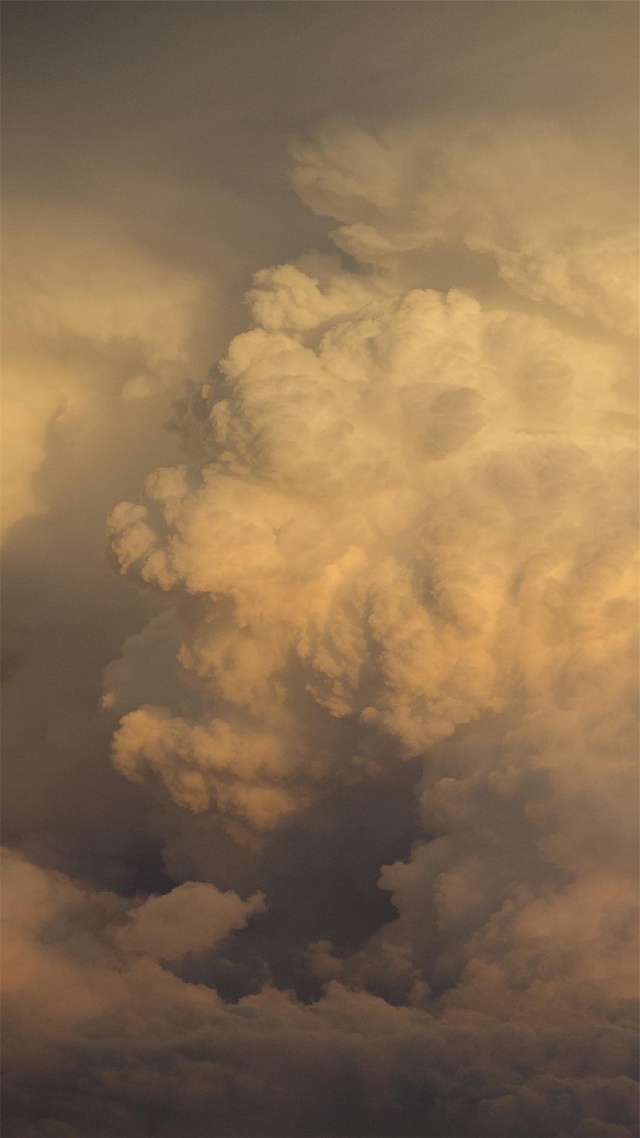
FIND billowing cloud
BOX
[292,117,638,334]
[114,880,265,963]
[52,114,635,1135]
[3,847,638,1138]
[2,6,638,1134]
[104,121,636,843]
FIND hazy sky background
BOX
[2,4,638,1137]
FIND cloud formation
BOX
[292,118,638,333]
[2,7,638,1132]
[37,114,630,1135]
[105,119,637,839]
[3,844,637,1137]
[2,203,210,540]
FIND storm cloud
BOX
[2,4,638,1137]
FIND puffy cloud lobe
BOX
[1,848,263,1011]
[111,704,300,825]
[115,880,265,962]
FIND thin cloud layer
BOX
[2,203,210,540]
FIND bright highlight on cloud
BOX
[2,41,638,1134]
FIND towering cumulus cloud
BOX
[5,118,638,1138]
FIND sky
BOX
[1,3,638,1137]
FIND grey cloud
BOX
[3,849,637,1137]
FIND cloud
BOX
[105,121,636,843]
[90,115,640,1135]
[114,880,265,963]
[2,849,637,1138]
[1,201,210,541]
[291,117,638,334]
[3,1,638,1132]
[3,73,637,1138]
[0,195,218,899]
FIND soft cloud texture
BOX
[292,117,637,332]
[106,117,637,822]
[3,846,637,1138]
[2,4,637,1137]
[2,203,210,538]
[98,113,640,1136]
